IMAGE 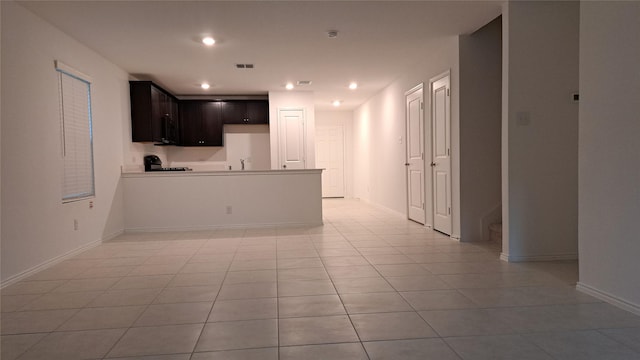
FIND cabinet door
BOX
[130,82,153,142]
[179,101,202,146]
[130,81,180,143]
[168,97,180,142]
[201,102,223,146]
[162,92,179,143]
[222,101,247,124]
[150,85,165,141]
[245,101,269,124]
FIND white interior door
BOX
[278,108,306,169]
[406,85,425,224]
[316,126,345,198]
[431,74,452,235]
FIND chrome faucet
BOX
[240,159,245,170]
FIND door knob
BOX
[430,162,436,167]
[283,164,287,169]
[404,163,410,166]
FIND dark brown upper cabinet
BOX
[179,101,223,146]
[129,81,179,144]
[222,100,269,124]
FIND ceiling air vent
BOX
[236,64,254,69]
[297,80,312,86]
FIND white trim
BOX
[102,229,125,242]
[1,239,101,289]
[351,198,406,221]
[54,60,92,83]
[429,69,451,85]
[500,252,578,262]
[576,282,640,316]
[405,82,424,96]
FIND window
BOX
[56,61,95,202]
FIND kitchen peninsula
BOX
[122,169,323,231]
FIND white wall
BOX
[1,1,128,283]
[163,125,271,171]
[316,110,354,198]
[501,1,579,261]
[268,91,316,170]
[577,2,640,312]
[352,36,460,234]
[459,16,502,242]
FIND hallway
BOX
[2,199,639,359]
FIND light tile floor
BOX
[2,199,640,359]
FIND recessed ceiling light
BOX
[285,83,294,90]
[332,100,342,107]
[201,83,210,90]
[349,82,358,90]
[202,37,215,46]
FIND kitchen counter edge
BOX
[121,169,324,178]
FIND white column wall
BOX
[501,1,579,261]
[577,1,640,313]
[1,2,128,284]
[459,16,502,242]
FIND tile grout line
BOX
[319,220,373,360]
[189,233,243,358]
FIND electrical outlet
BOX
[226,206,232,214]
[73,219,79,231]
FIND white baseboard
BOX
[576,282,640,316]
[1,239,102,289]
[102,229,124,242]
[357,198,407,220]
[500,252,578,262]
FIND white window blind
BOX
[56,61,95,202]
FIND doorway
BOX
[277,108,306,169]
[430,72,452,235]
[405,84,426,224]
[316,125,345,198]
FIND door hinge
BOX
[422,203,425,210]
[447,88,450,96]
[420,102,424,110]
[448,207,451,215]
[421,152,424,160]
[447,148,450,156]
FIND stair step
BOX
[489,222,502,242]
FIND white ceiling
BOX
[19,1,502,110]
